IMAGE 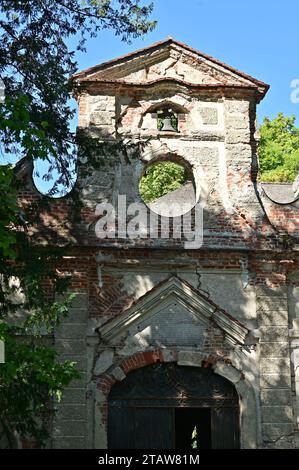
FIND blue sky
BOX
[3,0,299,193]
[71,0,299,125]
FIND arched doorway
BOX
[108,363,240,449]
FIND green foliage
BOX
[191,425,198,449]
[0,227,79,447]
[0,0,156,195]
[0,0,156,448]
[170,113,178,131]
[139,161,188,203]
[0,323,79,448]
[157,115,164,131]
[259,112,299,182]
[0,165,17,258]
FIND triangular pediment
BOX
[72,38,269,97]
[98,276,250,347]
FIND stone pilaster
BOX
[53,291,88,449]
[257,286,294,443]
[290,319,299,429]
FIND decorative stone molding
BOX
[97,276,250,347]
[93,348,258,449]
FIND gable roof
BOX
[71,37,269,99]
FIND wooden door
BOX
[211,407,240,449]
[108,405,174,449]
[108,363,240,449]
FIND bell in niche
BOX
[157,108,178,132]
[162,115,176,132]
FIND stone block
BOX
[95,388,106,405]
[256,285,287,297]
[260,342,289,357]
[177,351,205,367]
[259,327,289,342]
[261,406,293,423]
[67,309,88,322]
[61,388,86,404]
[260,358,290,375]
[69,293,88,309]
[260,374,291,389]
[55,339,86,355]
[111,366,126,382]
[225,144,252,162]
[262,423,293,441]
[55,323,86,339]
[161,349,177,363]
[258,310,288,327]
[69,372,87,388]
[225,115,249,130]
[53,436,86,449]
[89,95,109,106]
[53,419,86,437]
[213,362,242,384]
[199,107,218,125]
[92,102,108,112]
[257,297,288,312]
[261,389,292,406]
[225,100,249,114]
[225,130,251,144]
[89,109,114,125]
[94,349,114,375]
[59,354,86,371]
[56,404,86,420]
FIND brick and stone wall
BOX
[16,38,299,448]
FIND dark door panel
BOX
[134,408,174,449]
[108,364,240,449]
[211,407,240,449]
[108,406,174,449]
[108,405,134,449]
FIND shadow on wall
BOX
[13,136,298,449]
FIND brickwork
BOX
[16,38,299,448]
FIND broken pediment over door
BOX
[98,276,250,350]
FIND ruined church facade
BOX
[21,38,299,448]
